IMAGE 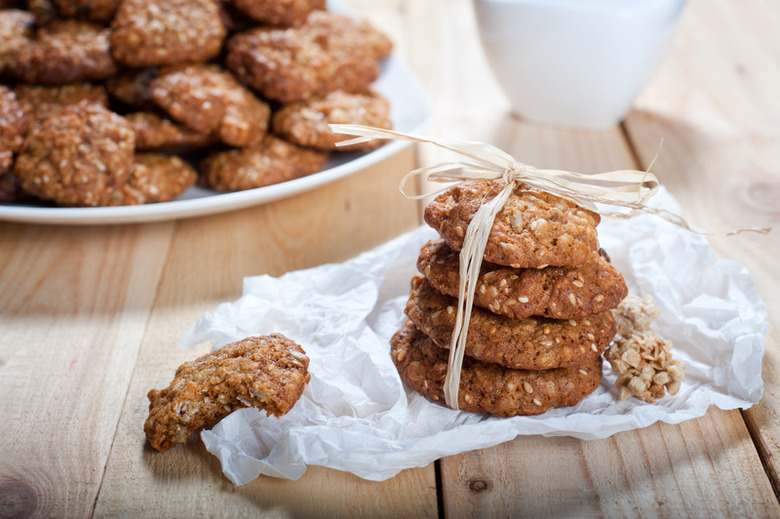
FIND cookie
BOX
[14,83,109,122]
[9,20,117,84]
[110,0,226,67]
[125,112,216,152]
[423,179,601,269]
[117,153,197,205]
[199,134,328,192]
[14,100,135,206]
[272,90,392,151]
[106,67,158,109]
[417,239,627,320]
[0,171,28,202]
[391,321,602,417]
[404,275,615,370]
[149,64,270,148]
[0,86,28,174]
[232,0,325,27]
[52,0,120,23]
[226,10,392,103]
[144,334,311,452]
[0,9,34,76]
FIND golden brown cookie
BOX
[0,9,34,76]
[9,20,117,84]
[417,239,627,320]
[116,153,197,205]
[391,321,602,417]
[404,275,615,370]
[125,112,216,153]
[144,334,311,452]
[0,86,28,175]
[13,83,109,122]
[199,134,328,191]
[423,179,601,269]
[226,10,392,103]
[14,100,135,206]
[232,0,325,27]
[110,0,226,67]
[272,90,392,151]
[149,64,270,148]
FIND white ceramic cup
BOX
[474,0,687,129]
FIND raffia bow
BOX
[331,124,770,410]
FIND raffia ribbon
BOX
[331,124,770,410]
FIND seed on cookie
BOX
[404,275,616,370]
[232,0,325,27]
[144,334,311,452]
[125,112,216,153]
[116,153,197,205]
[199,134,328,192]
[0,9,34,77]
[149,64,270,148]
[9,20,117,85]
[0,86,28,175]
[110,0,226,67]
[272,90,392,151]
[13,100,135,207]
[226,11,392,103]
[417,239,627,320]
[423,179,601,268]
[390,321,602,417]
[13,83,109,123]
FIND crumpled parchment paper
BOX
[179,186,767,484]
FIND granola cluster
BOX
[606,294,685,402]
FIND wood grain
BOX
[0,222,174,518]
[93,147,438,518]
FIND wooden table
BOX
[2,0,779,516]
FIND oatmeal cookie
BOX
[404,275,615,370]
[9,20,117,84]
[110,0,226,67]
[126,112,216,152]
[0,9,34,76]
[417,240,627,320]
[0,86,28,175]
[226,10,392,103]
[232,0,325,27]
[272,90,391,151]
[424,179,601,269]
[14,83,109,122]
[144,334,311,452]
[150,64,270,148]
[13,100,135,206]
[52,0,120,23]
[391,321,602,417]
[105,67,157,109]
[116,153,197,205]
[199,134,328,191]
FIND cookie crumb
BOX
[606,295,685,403]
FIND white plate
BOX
[0,54,432,225]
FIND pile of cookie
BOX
[391,179,629,416]
[0,0,393,207]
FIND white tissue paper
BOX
[179,186,767,484]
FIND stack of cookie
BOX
[391,179,628,416]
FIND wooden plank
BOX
[94,147,439,518]
[624,0,780,496]
[0,222,174,518]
